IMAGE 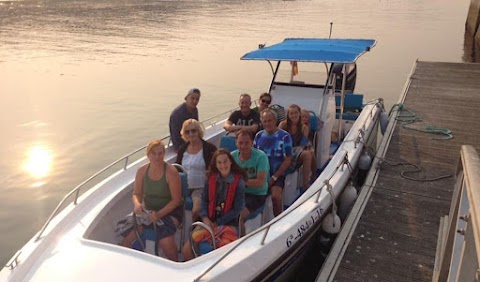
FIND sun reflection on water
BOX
[22,145,53,183]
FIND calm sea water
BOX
[0,0,471,267]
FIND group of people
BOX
[120,88,317,262]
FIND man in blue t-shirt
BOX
[254,109,293,217]
[224,93,260,134]
[231,129,270,235]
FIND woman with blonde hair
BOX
[120,139,182,261]
[176,119,217,221]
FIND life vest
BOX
[208,173,240,220]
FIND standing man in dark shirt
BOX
[169,88,201,151]
[223,93,260,134]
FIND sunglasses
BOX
[185,128,198,135]
[261,99,271,105]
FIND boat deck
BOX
[319,61,480,281]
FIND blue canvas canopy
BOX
[240,38,376,63]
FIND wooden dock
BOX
[317,61,480,281]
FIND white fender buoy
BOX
[322,212,342,234]
[380,111,389,135]
[340,183,357,206]
[338,183,358,220]
[355,151,372,187]
[358,151,372,170]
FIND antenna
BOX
[259,34,277,50]
[329,22,333,39]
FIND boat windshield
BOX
[274,61,328,87]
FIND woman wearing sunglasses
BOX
[255,92,272,131]
[257,92,272,112]
[176,119,217,221]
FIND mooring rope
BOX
[377,158,452,182]
[390,103,453,140]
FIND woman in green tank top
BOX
[121,139,182,261]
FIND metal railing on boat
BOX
[35,140,154,242]
[32,101,381,280]
[192,102,382,282]
[434,145,480,281]
[192,151,349,282]
[34,108,237,242]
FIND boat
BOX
[1,38,384,281]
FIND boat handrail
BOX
[193,149,352,281]
[35,136,167,241]
[193,102,382,281]
[434,145,480,281]
[34,107,239,242]
[199,108,237,128]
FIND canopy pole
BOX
[290,62,294,82]
[329,22,333,39]
[338,64,348,142]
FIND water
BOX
[0,0,471,267]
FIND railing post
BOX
[124,156,129,170]
[74,189,80,205]
[437,160,465,281]
[436,145,480,281]
[457,219,478,282]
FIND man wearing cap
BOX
[169,88,201,151]
[224,93,260,134]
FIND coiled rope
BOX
[376,158,452,182]
[390,103,453,140]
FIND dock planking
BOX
[331,61,480,281]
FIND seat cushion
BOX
[219,135,237,152]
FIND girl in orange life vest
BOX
[182,149,247,261]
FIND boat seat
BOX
[307,111,321,146]
[172,164,189,250]
[219,135,237,152]
[198,241,214,255]
[246,204,265,221]
[335,93,364,120]
[242,202,268,236]
[283,169,302,209]
[173,164,192,211]
[308,111,319,132]
[318,143,342,173]
[269,104,286,125]
[330,143,340,155]
[132,226,157,254]
[335,93,363,110]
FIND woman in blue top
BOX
[120,139,182,261]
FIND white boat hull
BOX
[1,102,381,282]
